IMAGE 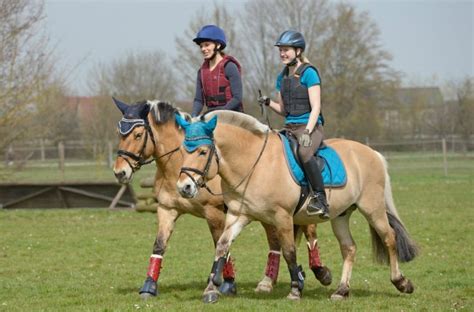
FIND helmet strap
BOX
[287,57,298,67]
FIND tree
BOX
[88,50,177,102]
[452,77,474,148]
[319,3,400,140]
[0,0,58,149]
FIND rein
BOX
[180,129,270,196]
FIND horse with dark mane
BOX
[112,98,332,299]
[176,110,418,303]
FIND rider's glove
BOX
[299,129,312,147]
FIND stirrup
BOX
[306,194,329,218]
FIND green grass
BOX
[0,157,473,311]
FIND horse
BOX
[111,98,332,299]
[175,110,418,303]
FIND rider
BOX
[258,30,329,219]
[191,25,244,117]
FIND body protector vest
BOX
[200,55,243,112]
[281,63,324,124]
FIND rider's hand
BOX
[258,95,270,106]
[299,129,312,147]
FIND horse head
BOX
[176,114,219,198]
[112,97,157,184]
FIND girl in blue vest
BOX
[258,30,329,219]
[191,25,244,117]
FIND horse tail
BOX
[370,152,419,264]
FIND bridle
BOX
[179,129,270,196]
[179,140,220,194]
[117,123,179,172]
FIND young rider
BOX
[191,25,243,117]
[258,30,329,219]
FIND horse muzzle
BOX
[176,179,198,198]
[114,167,133,184]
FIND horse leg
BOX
[276,217,305,300]
[255,222,281,293]
[139,207,179,299]
[202,213,251,304]
[204,206,237,296]
[330,213,356,300]
[358,196,415,294]
[301,224,332,286]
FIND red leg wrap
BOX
[265,251,281,282]
[307,241,322,269]
[147,255,162,282]
[222,257,235,280]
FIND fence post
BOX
[58,141,65,176]
[442,138,448,177]
[40,139,45,161]
[107,141,113,168]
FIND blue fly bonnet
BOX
[175,113,218,152]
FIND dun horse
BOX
[176,110,418,303]
[112,99,331,299]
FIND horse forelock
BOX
[204,111,269,134]
[147,100,191,125]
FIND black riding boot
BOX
[302,157,330,219]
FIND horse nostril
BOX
[184,183,192,194]
[115,171,125,180]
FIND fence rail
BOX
[2,138,473,176]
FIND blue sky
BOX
[45,0,473,95]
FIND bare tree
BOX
[319,3,400,140]
[0,0,57,149]
[88,50,177,102]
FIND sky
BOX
[44,0,473,96]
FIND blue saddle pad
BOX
[279,134,347,187]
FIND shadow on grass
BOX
[115,280,404,302]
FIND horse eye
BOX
[199,150,207,156]
[135,133,142,140]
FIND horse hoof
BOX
[330,284,350,301]
[139,292,154,301]
[312,266,332,286]
[219,279,237,296]
[392,276,415,294]
[202,291,220,304]
[139,276,158,299]
[286,288,302,300]
[255,276,274,293]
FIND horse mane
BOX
[147,100,191,125]
[202,110,269,134]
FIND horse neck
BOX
[150,121,184,176]
[214,123,267,184]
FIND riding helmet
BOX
[274,30,306,51]
[193,25,227,50]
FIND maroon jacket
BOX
[200,55,243,111]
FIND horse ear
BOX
[112,97,129,115]
[206,115,218,131]
[175,113,190,129]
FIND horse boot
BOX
[302,157,330,219]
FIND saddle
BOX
[278,130,347,214]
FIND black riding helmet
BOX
[274,30,306,51]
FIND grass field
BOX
[0,155,473,311]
